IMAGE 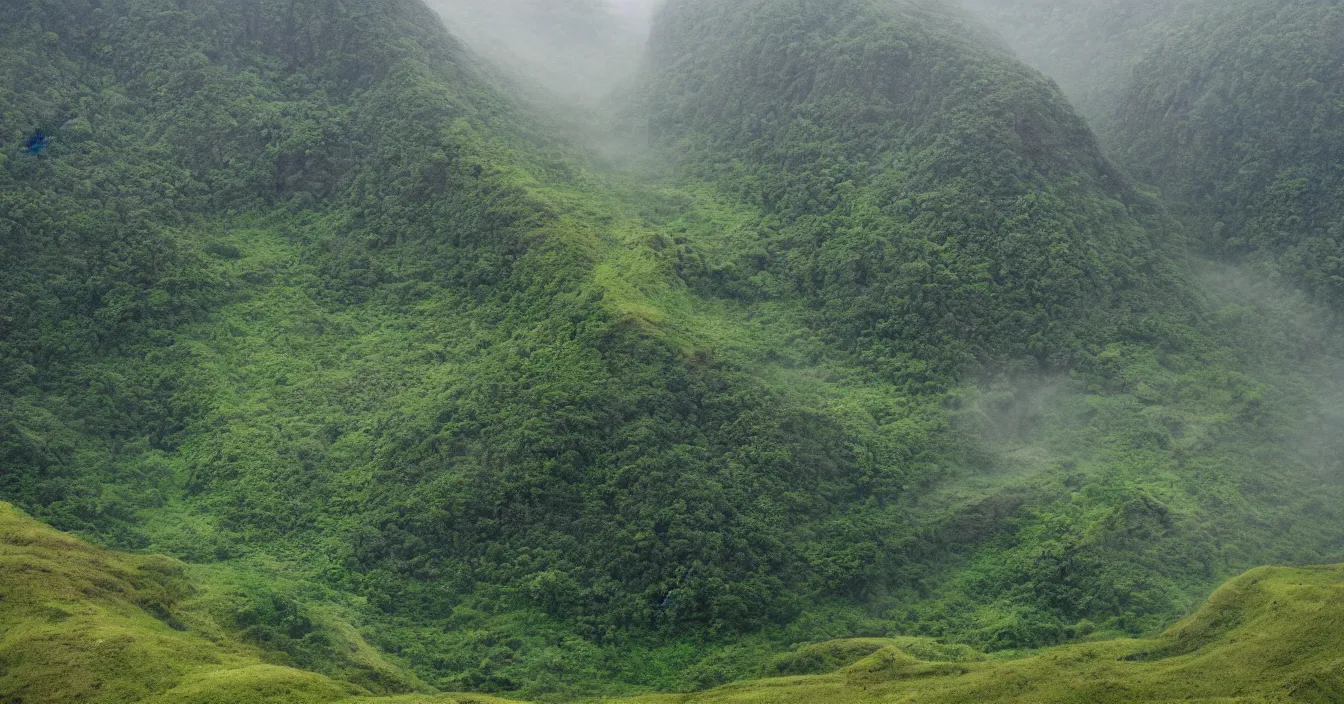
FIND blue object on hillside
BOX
[25,129,49,155]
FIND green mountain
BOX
[960,0,1344,308]
[3,0,1344,700]
[1104,0,1344,305]
[642,0,1170,374]
[629,0,1344,659]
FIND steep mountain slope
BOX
[1105,0,1344,305]
[4,501,1344,703]
[4,0,1344,698]
[642,0,1173,380]
[953,0,1189,122]
[2,0,989,691]
[636,0,1344,651]
[5,0,940,690]
[959,0,1344,309]
[0,0,757,689]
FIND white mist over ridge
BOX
[426,0,660,104]
[952,0,1190,121]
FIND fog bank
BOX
[427,0,660,105]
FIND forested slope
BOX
[959,0,1344,310]
[635,0,1344,653]
[4,0,928,691]
[643,0,1179,379]
[2,0,1344,698]
[1105,0,1344,305]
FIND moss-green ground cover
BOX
[4,501,1342,703]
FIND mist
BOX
[426,0,660,106]
[1194,259,1344,480]
[952,0,1188,121]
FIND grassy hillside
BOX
[4,0,1344,698]
[625,561,1344,703]
[0,501,424,703]
[4,500,1343,703]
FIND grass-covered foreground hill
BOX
[5,0,1344,698]
[3,501,1343,703]
[0,501,452,703]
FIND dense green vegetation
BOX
[634,0,1344,650]
[5,501,1344,703]
[960,0,1344,310]
[1104,0,1344,306]
[3,0,1344,699]
[643,0,1172,379]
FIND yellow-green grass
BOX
[2,501,1342,703]
[611,568,1344,704]
[0,501,451,704]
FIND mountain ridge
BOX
[3,0,1344,698]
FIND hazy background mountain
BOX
[958,0,1344,313]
